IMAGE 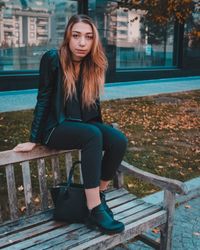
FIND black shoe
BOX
[100,191,114,219]
[86,203,124,235]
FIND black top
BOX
[29,49,103,144]
[65,80,82,122]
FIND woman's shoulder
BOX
[41,49,59,60]
[40,49,59,67]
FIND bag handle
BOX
[66,161,81,188]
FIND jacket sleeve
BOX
[29,51,56,143]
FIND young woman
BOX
[14,14,127,234]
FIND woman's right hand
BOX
[13,142,37,152]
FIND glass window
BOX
[183,1,200,69]
[88,0,176,71]
[0,0,78,71]
[116,7,174,69]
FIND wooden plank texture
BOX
[20,208,165,250]
[120,161,188,195]
[0,210,53,236]
[0,220,68,248]
[160,190,176,250]
[78,150,83,184]
[2,189,164,250]
[65,153,73,181]
[5,164,18,220]
[37,159,48,210]
[0,146,75,167]
[0,205,2,223]
[69,211,166,250]
[51,156,61,186]
[21,161,34,216]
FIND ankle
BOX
[87,200,101,211]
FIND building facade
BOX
[0,0,199,90]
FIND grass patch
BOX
[0,90,200,200]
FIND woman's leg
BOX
[47,121,102,209]
[47,121,125,234]
[89,122,128,187]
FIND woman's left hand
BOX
[13,142,37,152]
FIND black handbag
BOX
[50,161,89,223]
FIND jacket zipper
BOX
[45,127,56,144]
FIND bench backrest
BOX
[0,146,82,223]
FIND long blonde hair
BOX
[59,14,108,108]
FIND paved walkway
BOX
[0,76,200,112]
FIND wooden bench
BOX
[0,146,188,250]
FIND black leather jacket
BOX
[29,49,102,144]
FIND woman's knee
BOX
[111,131,128,153]
[117,133,128,151]
[85,125,103,146]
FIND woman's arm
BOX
[29,50,56,143]
[13,50,57,152]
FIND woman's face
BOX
[69,22,94,61]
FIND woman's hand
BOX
[13,142,37,152]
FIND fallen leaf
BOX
[17,185,24,192]
[34,197,40,203]
[180,171,185,176]
[193,232,200,236]
[184,204,191,209]
[127,183,134,188]
[152,228,160,234]
[20,206,26,212]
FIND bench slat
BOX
[69,211,166,250]
[108,193,137,208]
[51,156,61,186]
[3,223,85,250]
[18,204,163,250]
[37,159,48,210]
[21,161,34,216]
[0,188,124,236]
[105,188,131,200]
[0,210,53,236]
[65,153,73,181]
[78,150,83,184]
[1,189,163,250]
[0,220,67,248]
[5,164,19,220]
[0,205,2,223]
[57,209,163,250]
[0,146,72,167]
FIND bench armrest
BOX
[120,161,188,195]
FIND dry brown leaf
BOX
[184,204,191,209]
[17,185,24,192]
[127,183,134,188]
[34,197,40,203]
[152,228,160,234]
[20,206,26,212]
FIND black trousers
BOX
[47,121,127,188]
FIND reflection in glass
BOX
[183,1,200,69]
[89,0,175,70]
[0,0,78,71]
